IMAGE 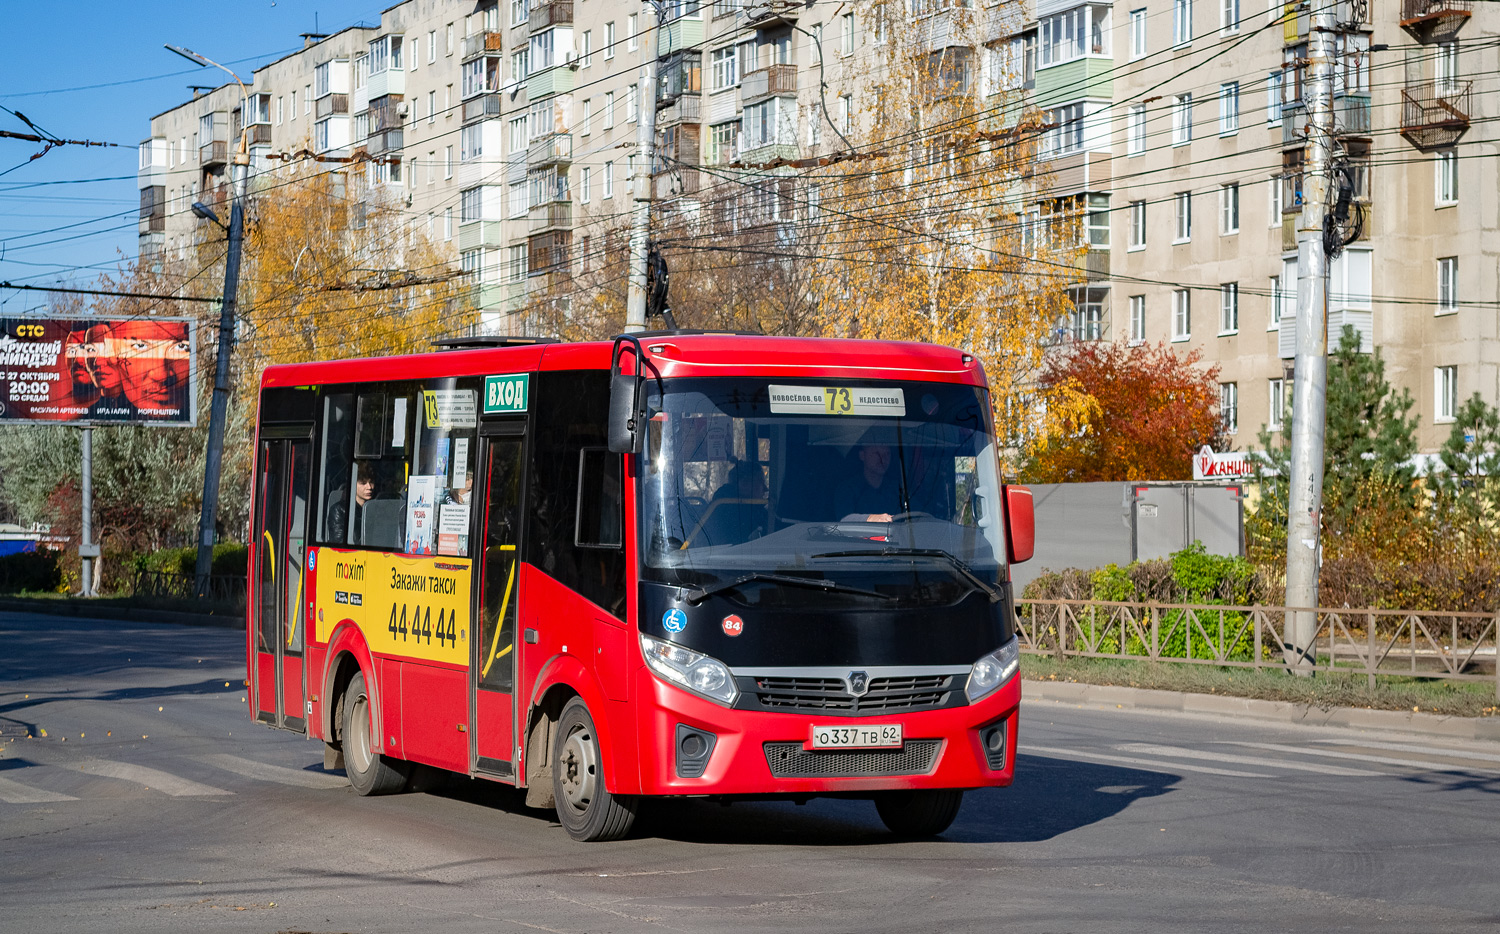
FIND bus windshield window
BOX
[640,378,1006,601]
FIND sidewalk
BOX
[1023,678,1500,742]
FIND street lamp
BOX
[166,43,252,599]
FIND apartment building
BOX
[137,0,1496,454]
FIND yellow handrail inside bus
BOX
[481,545,518,679]
[286,562,302,648]
[259,531,275,653]
[680,498,768,550]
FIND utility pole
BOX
[166,45,251,598]
[1282,0,1340,672]
[79,428,96,598]
[625,2,666,333]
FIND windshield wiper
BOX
[681,572,896,606]
[812,549,1004,603]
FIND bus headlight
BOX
[640,634,739,707]
[965,637,1020,703]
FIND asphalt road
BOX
[3,609,1498,934]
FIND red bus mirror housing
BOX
[1003,485,1034,564]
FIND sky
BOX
[0,1,391,315]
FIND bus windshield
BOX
[639,377,1007,605]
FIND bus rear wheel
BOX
[341,671,409,796]
[874,789,964,837]
[552,698,637,842]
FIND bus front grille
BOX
[762,740,942,778]
[751,675,956,714]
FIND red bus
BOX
[247,334,1034,841]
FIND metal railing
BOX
[529,0,573,30]
[1016,599,1499,696]
[131,569,246,607]
[1401,0,1472,24]
[461,31,503,61]
[741,64,797,103]
[1400,80,1473,149]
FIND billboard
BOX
[0,316,197,426]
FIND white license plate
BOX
[808,723,903,749]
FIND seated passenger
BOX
[325,463,375,544]
[699,461,769,545]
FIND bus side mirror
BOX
[608,372,641,454]
[1003,485,1034,564]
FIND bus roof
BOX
[259,334,986,389]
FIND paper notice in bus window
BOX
[768,385,906,417]
[437,502,469,556]
[405,475,438,555]
[451,437,470,487]
[392,397,409,449]
[424,389,478,429]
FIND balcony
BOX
[138,214,166,234]
[368,128,404,155]
[528,200,572,233]
[1401,0,1471,42]
[315,94,349,119]
[247,123,273,145]
[526,132,572,168]
[654,168,702,200]
[741,64,797,104]
[464,92,504,123]
[1400,80,1472,150]
[743,0,801,27]
[462,31,504,61]
[529,0,573,31]
[657,94,702,125]
[199,139,229,167]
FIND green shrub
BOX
[0,549,66,594]
[131,543,248,578]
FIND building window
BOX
[709,121,737,164]
[604,91,616,128]
[509,181,527,218]
[581,167,592,203]
[1219,282,1239,333]
[581,98,592,135]
[444,206,453,241]
[1174,192,1192,242]
[605,22,615,59]
[1127,104,1146,155]
[1435,366,1457,421]
[1129,295,1146,343]
[460,124,483,161]
[460,186,483,223]
[1172,94,1192,145]
[580,30,593,67]
[627,14,638,51]
[1172,289,1191,339]
[1436,41,1459,93]
[509,116,528,154]
[1220,183,1240,234]
[1039,6,1111,66]
[1269,274,1284,330]
[1072,292,1104,341]
[1436,150,1458,205]
[1129,199,1146,249]
[712,46,738,89]
[841,12,856,55]
[627,85,639,122]
[428,30,437,63]
[1044,102,1085,156]
[1129,8,1147,59]
[1268,378,1285,431]
[1173,0,1193,46]
[1438,256,1458,314]
[427,151,435,185]
[1220,382,1238,433]
[444,145,453,178]
[511,0,528,27]
[1219,82,1239,134]
[1086,194,1110,248]
[1268,175,1283,226]
[508,245,528,282]
[839,94,854,134]
[603,160,614,198]
[1267,70,1283,124]
[1220,0,1240,33]
[447,23,455,54]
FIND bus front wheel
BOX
[874,789,964,837]
[341,671,409,796]
[552,698,637,842]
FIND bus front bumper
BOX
[633,668,1020,797]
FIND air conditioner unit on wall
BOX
[397,101,410,116]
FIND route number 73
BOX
[824,387,853,414]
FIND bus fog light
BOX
[641,634,739,706]
[965,637,1020,703]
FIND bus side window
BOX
[354,393,385,457]
[575,447,622,549]
[317,393,355,544]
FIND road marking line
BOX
[74,760,234,796]
[0,774,77,804]
[1226,741,1500,773]
[1115,743,1382,776]
[1021,744,1272,778]
[1314,739,1500,764]
[201,753,347,789]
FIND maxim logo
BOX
[846,671,869,697]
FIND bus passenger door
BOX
[252,431,311,732]
[471,424,525,777]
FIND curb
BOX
[0,597,239,630]
[1022,678,1500,742]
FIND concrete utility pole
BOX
[166,45,251,598]
[79,428,96,598]
[1282,0,1340,672]
[625,2,665,333]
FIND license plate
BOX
[808,723,903,749]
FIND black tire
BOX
[552,698,638,842]
[874,789,964,837]
[341,671,409,796]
